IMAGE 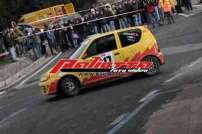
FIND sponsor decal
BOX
[50,57,153,74]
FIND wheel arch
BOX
[57,75,81,93]
[141,55,162,65]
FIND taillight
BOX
[157,44,160,52]
[155,42,160,52]
[158,47,160,52]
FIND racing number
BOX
[103,56,112,62]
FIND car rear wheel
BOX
[143,56,160,76]
[58,77,80,97]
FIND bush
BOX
[0,47,5,54]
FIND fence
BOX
[1,0,171,61]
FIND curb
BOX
[0,56,53,91]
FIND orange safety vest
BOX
[163,0,172,12]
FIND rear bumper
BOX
[157,52,165,65]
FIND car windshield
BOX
[69,38,92,59]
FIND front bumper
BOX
[39,79,58,95]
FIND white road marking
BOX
[188,58,201,68]
[0,91,6,96]
[139,90,160,103]
[109,113,130,127]
[178,6,202,17]
[164,57,202,84]
[164,73,183,83]
[17,81,38,89]
[107,93,159,134]
[178,13,192,17]
[0,108,27,128]
[16,52,62,88]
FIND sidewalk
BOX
[0,55,52,91]
[144,82,202,134]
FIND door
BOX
[81,34,119,84]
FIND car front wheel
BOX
[58,77,80,97]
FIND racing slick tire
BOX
[58,76,80,97]
[143,56,160,76]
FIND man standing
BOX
[3,28,17,61]
[163,0,175,24]
[184,0,193,11]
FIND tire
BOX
[58,77,80,97]
[143,56,160,76]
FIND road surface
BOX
[0,11,202,134]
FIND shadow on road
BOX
[45,72,163,103]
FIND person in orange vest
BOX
[163,0,175,24]
[158,0,165,24]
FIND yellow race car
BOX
[39,26,164,97]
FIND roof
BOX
[88,26,145,39]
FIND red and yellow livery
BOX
[39,26,164,97]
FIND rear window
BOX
[119,29,142,47]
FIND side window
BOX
[85,34,117,58]
[119,29,142,47]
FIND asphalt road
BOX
[0,11,202,134]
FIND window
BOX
[119,29,142,47]
[85,34,117,58]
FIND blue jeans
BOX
[73,39,78,48]
[158,8,164,22]
[109,20,116,31]
[133,13,142,26]
[148,11,159,27]
[9,47,17,61]
[154,6,161,22]
[119,18,127,29]
[92,23,98,34]
[102,24,111,32]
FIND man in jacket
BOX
[3,28,17,61]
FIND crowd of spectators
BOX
[1,0,193,62]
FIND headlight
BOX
[40,73,50,82]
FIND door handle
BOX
[114,52,120,56]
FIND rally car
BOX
[39,26,164,97]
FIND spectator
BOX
[159,0,165,24]
[132,0,142,26]
[90,8,99,34]
[39,29,47,55]
[83,15,92,37]
[111,4,120,29]
[163,0,175,24]
[105,3,116,31]
[32,29,42,59]
[3,28,17,61]
[117,4,128,28]
[64,21,74,48]
[99,8,111,32]
[184,0,193,11]
[57,24,68,51]
[146,0,158,27]
[153,0,162,26]
[170,0,178,13]
[44,24,54,55]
